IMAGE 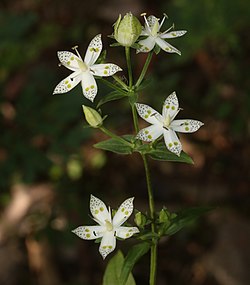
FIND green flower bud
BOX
[82,105,103,128]
[159,208,171,223]
[114,12,142,47]
[134,211,147,228]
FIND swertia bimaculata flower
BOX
[72,195,139,259]
[53,34,122,101]
[136,92,204,156]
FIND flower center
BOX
[163,115,171,128]
[77,60,88,72]
[105,220,113,232]
[151,20,159,37]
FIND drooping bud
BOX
[114,12,142,47]
[82,105,103,128]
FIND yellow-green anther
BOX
[114,12,142,47]
[82,105,103,128]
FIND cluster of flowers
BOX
[53,13,204,259]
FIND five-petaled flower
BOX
[137,13,187,55]
[136,92,204,156]
[72,195,139,259]
[53,34,122,101]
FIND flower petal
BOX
[115,226,139,239]
[136,103,162,125]
[161,30,187,39]
[162,92,179,121]
[81,72,97,101]
[136,125,163,142]
[163,128,182,156]
[90,195,111,226]
[53,70,81,94]
[84,34,102,66]
[171,119,204,133]
[99,231,116,259]
[72,225,104,240]
[113,197,134,227]
[57,51,81,71]
[91,63,122,77]
[155,37,181,55]
[147,15,159,30]
[137,36,156,53]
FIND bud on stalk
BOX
[114,12,142,47]
[82,105,103,128]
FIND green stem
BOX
[112,75,129,91]
[135,51,153,89]
[125,47,133,89]
[131,102,139,133]
[141,154,157,285]
[99,78,127,95]
[126,45,157,284]
[99,126,132,147]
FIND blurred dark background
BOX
[0,0,249,284]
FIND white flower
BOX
[136,92,204,156]
[72,195,139,259]
[53,34,122,102]
[137,13,187,55]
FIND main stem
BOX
[125,47,157,285]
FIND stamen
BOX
[141,13,150,31]
[161,24,175,35]
[159,15,167,29]
[58,63,62,67]
[72,45,82,60]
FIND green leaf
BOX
[149,143,194,164]
[165,206,214,236]
[94,137,133,155]
[103,251,136,285]
[120,242,150,285]
[97,91,127,108]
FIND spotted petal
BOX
[72,225,104,240]
[113,197,134,227]
[137,36,156,53]
[81,72,97,102]
[84,34,102,66]
[161,30,187,39]
[171,119,204,133]
[136,124,163,142]
[99,231,116,259]
[163,129,182,156]
[53,70,81,94]
[90,195,111,226]
[136,103,162,124]
[155,37,181,55]
[91,63,122,77]
[57,51,81,71]
[147,15,159,30]
[162,92,179,120]
[115,226,139,239]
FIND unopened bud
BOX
[82,105,103,128]
[134,211,147,227]
[159,208,170,223]
[114,12,142,47]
